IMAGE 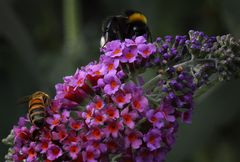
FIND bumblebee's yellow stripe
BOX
[128,13,147,24]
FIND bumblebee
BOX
[20,91,51,127]
[100,10,152,47]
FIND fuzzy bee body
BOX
[27,91,50,127]
[101,10,152,47]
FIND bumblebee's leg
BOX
[100,17,112,47]
[100,35,107,47]
[100,17,124,47]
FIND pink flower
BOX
[101,55,119,74]
[104,104,119,119]
[125,129,142,149]
[136,148,154,162]
[120,46,138,63]
[88,140,107,153]
[47,144,63,161]
[103,74,121,95]
[93,96,105,110]
[90,111,106,126]
[89,127,104,140]
[158,101,176,122]
[87,63,105,77]
[104,40,124,58]
[131,95,148,112]
[105,121,123,138]
[82,146,100,162]
[36,140,51,154]
[22,142,37,162]
[112,92,131,108]
[146,109,164,129]
[52,125,68,141]
[64,130,79,145]
[66,68,87,90]
[82,104,95,124]
[69,118,83,131]
[46,114,61,129]
[121,107,138,129]
[13,126,30,143]
[138,43,156,58]
[143,129,161,151]
[63,142,81,160]
[135,36,147,44]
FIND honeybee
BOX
[100,10,152,47]
[19,91,51,127]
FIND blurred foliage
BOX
[0,0,240,161]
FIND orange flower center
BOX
[133,101,141,109]
[77,78,83,85]
[113,48,121,55]
[28,148,35,157]
[110,81,117,88]
[70,146,78,153]
[92,129,101,137]
[108,64,114,70]
[95,115,104,122]
[128,133,137,142]
[42,142,48,149]
[95,101,103,109]
[151,116,157,123]
[149,135,156,144]
[123,114,131,123]
[87,151,94,159]
[94,71,101,76]
[107,109,115,117]
[67,136,77,143]
[52,119,60,125]
[125,53,134,59]
[143,49,149,55]
[52,148,60,155]
[109,123,117,132]
[72,122,81,130]
[116,96,124,103]
[86,110,93,118]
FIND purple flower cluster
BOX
[186,30,217,54]
[6,30,240,162]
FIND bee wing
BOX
[17,95,31,105]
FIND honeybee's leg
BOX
[28,113,32,123]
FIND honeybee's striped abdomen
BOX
[28,93,49,127]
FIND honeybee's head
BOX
[32,91,50,106]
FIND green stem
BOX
[63,0,79,48]
[143,74,162,90]
[111,153,122,162]
[63,0,85,59]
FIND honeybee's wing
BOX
[17,95,31,105]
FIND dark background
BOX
[1,0,240,161]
